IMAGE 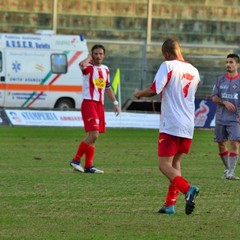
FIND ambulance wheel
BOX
[55,98,74,110]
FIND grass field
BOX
[0,126,239,240]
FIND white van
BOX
[0,33,89,109]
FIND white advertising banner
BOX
[5,110,84,127]
[5,109,160,129]
[105,112,159,129]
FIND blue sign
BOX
[195,98,216,128]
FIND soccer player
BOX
[211,53,240,180]
[70,44,120,174]
[134,38,200,215]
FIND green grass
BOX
[0,127,239,240]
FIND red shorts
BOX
[158,133,192,157]
[81,100,106,133]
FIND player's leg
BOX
[70,100,92,172]
[158,133,177,214]
[171,155,199,215]
[158,155,177,214]
[158,183,179,214]
[227,141,239,180]
[173,139,199,215]
[218,142,229,179]
[158,153,185,214]
[84,130,99,168]
[158,155,178,180]
[84,102,105,173]
[70,130,99,172]
[214,124,229,178]
[158,134,182,214]
[169,153,192,195]
[163,135,199,215]
[164,154,181,207]
[157,133,199,215]
[70,141,89,172]
[226,123,240,179]
[70,100,101,173]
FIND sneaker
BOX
[185,185,199,215]
[226,172,240,180]
[70,160,84,173]
[221,169,229,179]
[84,166,104,174]
[158,205,175,214]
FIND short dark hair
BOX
[162,38,180,56]
[91,44,105,54]
[227,53,239,63]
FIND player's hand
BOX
[223,101,236,112]
[79,54,92,68]
[114,105,120,116]
[134,89,141,99]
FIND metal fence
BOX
[88,40,239,110]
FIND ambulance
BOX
[0,33,89,110]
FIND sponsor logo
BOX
[195,100,210,127]
[159,138,164,143]
[93,78,106,88]
[87,117,94,122]
[9,111,22,123]
[221,93,238,100]
[220,84,228,90]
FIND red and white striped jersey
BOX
[150,60,200,139]
[81,63,111,104]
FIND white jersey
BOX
[150,60,200,138]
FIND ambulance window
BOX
[0,52,2,72]
[51,54,67,73]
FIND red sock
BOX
[172,176,190,195]
[165,183,179,207]
[219,150,229,157]
[229,152,238,157]
[85,145,95,168]
[73,141,89,161]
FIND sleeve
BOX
[81,65,91,75]
[150,62,170,94]
[105,68,111,89]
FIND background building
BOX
[0,0,239,109]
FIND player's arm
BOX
[105,87,120,116]
[134,87,156,99]
[134,63,166,99]
[212,95,236,112]
[79,54,92,69]
[211,95,225,106]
